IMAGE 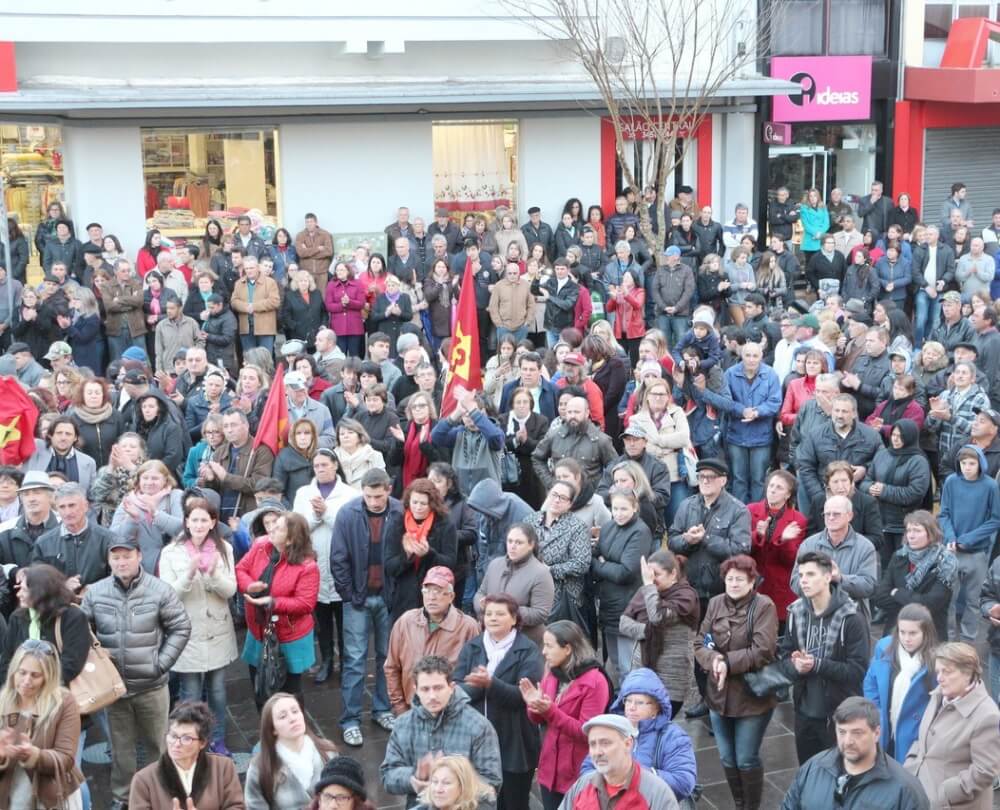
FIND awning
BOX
[0,74,801,120]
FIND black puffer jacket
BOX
[135,393,187,478]
[593,514,650,630]
[80,569,191,696]
[31,521,116,587]
[69,408,125,469]
[859,422,931,534]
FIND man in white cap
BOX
[284,370,337,448]
[560,714,679,810]
[0,471,58,567]
[43,340,74,374]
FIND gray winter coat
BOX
[791,528,878,604]
[650,264,695,315]
[381,688,502,807]
[859,446,931,534]
[80,568,191,696]
[668,491,751,598]
[474,553,554,645]
[467,480,533,580]
[531,422,617,490]
[526,510,591,606]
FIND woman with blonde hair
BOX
[67,287,105,375]
[110,458,185,573]
[0,640,84,809]
[416,755,494,810]
[236,363,271,434]
[281,269,326,351]
[627,377,692,525]
[335,418,386,488]
[905,642,1000,808]
[274,418,319,503]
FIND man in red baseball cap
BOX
[383,566,479,715]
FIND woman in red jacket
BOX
[325,260,368,358]
[605,269,646,367]
[237,510,320,709]
[747,470,807,632]
[778,349,826,430]
[520,620,611,810]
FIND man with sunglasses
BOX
[781,697,928,809]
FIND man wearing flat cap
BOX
[559,714,680,810]
[668,457,750,717]
[596,425,671,512]
[521,206,554,262]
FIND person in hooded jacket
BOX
[860,421,932,572]
[579,667,697,803]
[453,593,545,810]
[619,550,698,718]
[694,555,779,810]
[863,603,938,764]
[466,478,534,583]
[428,463,480,613]
[593,488,652,682]
[938,444,1000,642]
[133,390,186,479]
[779,551,870,765]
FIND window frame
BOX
[770,0,889,57]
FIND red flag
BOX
[0,377,37,465]
[440,258,483,418]
[253,364,288,456]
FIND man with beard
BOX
[556,351,605,430]
[532,395,616,490]
[560,715,680,810]
[781,697,928,809]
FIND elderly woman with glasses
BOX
[128,700,243,810]
[0,638,85,810]
[308,756,373,810]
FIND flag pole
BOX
[0,175,14,333]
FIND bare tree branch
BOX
[500,0,773,253]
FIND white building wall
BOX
[716,112,757,223]
[61,124,146,248]
[279,120,433,235]
[518,116,602,224]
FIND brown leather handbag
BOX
[55,615,127,715]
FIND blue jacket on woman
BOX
[69,313,105,375]
[799,205,830,253]
[580,667,697,800]
[863,635,934,763]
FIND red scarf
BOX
[402,421,431,486]
[403,510,435,572]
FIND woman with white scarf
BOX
[499,386,549,509]
[863,602,937,763]
[453,594,545,810]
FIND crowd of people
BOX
[0,180,999,809]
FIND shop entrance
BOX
[767,123,876,206]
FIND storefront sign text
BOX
[771,56,872,123]
[762,122,791,145]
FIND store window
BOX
[771,0,887,56]
[432,120,517,221]
[0,124,64,253]
[767,124,878,209]
[141,127,279,239]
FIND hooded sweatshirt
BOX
[938,444,1000,554]
[780,583,869,719]
[579,667,697,800]
[467,479,533,579]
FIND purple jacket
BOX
[325,277,367,336]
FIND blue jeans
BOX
[913,289,941,349]
[240,334,275,354]
[337,334,364,358]
[950,550,989,642]
[341,595,391,728]
[497,326,528,343]
[991,652,1000,705]
[656,314,690,351]
[178,668,228,744]
[710,709,774,769]
[547,329,563,348]
[727,444,770,504]
[666,479,692,528]
[107,327,146,363]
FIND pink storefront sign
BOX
[771,56,873,123]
